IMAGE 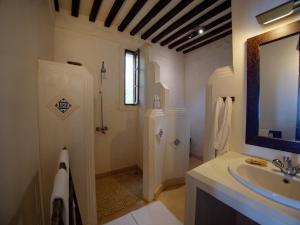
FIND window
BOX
[124,49,139,105]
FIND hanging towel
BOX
[58,149,69,173]
[207,97,224,160]
[50,169,69,225]
[215,96,232,156]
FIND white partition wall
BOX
[143,62,189,201]
[143,109,168,201]
[38,60,97,225]
[165,109,190,180]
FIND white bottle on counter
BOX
[153,95,161,109]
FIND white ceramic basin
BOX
[229,158,300,210]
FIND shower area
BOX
[94,51,146,224]
[93,46,191,224]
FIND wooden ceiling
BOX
[55,0,232,54]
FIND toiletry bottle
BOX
[153,95,157,109]
[157,96,160,109]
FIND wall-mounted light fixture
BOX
[256,0,300,25]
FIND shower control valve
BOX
[158,129,163,138]
[174,139,181,146]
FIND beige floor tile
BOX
[157,185,186,222]
[96,156,202,224]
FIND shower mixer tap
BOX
[96,126,108,134]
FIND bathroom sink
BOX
[229,159,300,210]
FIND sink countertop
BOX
[186,151,300,225]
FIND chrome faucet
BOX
[272,156,300,176]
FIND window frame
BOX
[124,49,140,105]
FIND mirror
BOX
[259,34,299,141]
[246,20,300,153]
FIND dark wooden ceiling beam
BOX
[169,12,231,49]
[118,0,147,32]
[176,21,231,51]
[54,0,59,11]
[183,29,232,54]
[160,0,231,46]
[89,0,103,22]
[151,0,218,43]
[141,0,193,40]
[72,0,80,17]
[105,0,125,27]
[130,0,171,36]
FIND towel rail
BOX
[51,199,64,225]
[70,171,83,225]
[221,96,235,102]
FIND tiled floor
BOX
[96,169,146,224]
[96,156,202,224]
[157,185,186,222]
[157,155,202,222]
[104,201,182,225]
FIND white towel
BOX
[50,169,69,225]
[58,149,69,172]
[208,97,224,160]
[215,96,232,156]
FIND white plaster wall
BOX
[184,35,232,158]
[142,61,189,201]
[54,11,145,174]
[148,45,185,109]
[137,46,148,169]
[165,109,190,179]
[139,45,187,169]
[143,108,189,202]
[54,12,187,173]
[203,66,238,162]
[143,50,189,178]
[230,0,300,161]
[143,109,168,201]
[259,35,299,140]
[38,60,97,225]
[0,0,54,225]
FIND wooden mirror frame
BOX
[246,20,300,153]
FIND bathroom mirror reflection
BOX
[258,34,300,141]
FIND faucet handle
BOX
[272,159,284,169]
[294,164,300,172]
[283,156,293,169]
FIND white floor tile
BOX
[131,201,183,225]
[104,214,138,225]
